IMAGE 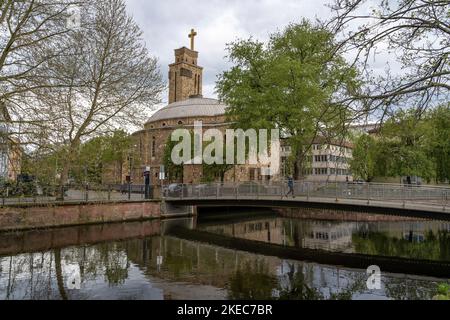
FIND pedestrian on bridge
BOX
[286,177,295,198]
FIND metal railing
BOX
[1,181,449,212]
[0,183,157,206]
[163,181,450,213]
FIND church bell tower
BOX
[168,29,203,104]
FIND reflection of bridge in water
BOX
[0,219,443,300]
[165,182,450,220]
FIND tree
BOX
[22,130,133,186]
[330,0,450,117]
[163,136,184,183]
[0,0,84,115]
[20,0,164,197]
[71,131,133,185]
[427,105,450,183]
[216,21,360,179]
[350,134,378,182]
[378,110,435,182]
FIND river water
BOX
[0,211,449,300]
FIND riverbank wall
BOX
[0,201,165,232]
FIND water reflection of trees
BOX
[384,277,437,301]
[353,230,450,261]
[277,264,322,300]
[0,233,444,301]
[98,243,130,286]
[0,243,133,300]
[227,260,367,301]
[228,260,277,300]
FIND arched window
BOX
[178,121,183,125]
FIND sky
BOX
[124,0,337,104]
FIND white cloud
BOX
[124,0,333,102]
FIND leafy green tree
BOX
[216,20,360,179]
[163,136,184,182]
[350,134,378,182]
[427,105,450,184]
[72,130,133,185]
[378,110,435,182]
[202,141,234,183]
[22,130,133,186]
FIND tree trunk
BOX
[57,140,80,200]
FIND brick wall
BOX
[0,201,162,232]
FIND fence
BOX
[1,181,449,212]
[0,183,157,206]
[164,181,450,212]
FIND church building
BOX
[104,30,354,186]
[124,29,265,186]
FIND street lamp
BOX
[127,154,133,200]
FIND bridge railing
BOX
[164,181,450,212]
[0,183,156,206]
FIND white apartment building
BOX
[280,139,354,182]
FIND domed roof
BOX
[146,97,228,124]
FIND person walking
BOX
[286,177,295,198]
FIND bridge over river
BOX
[164,182,450,221]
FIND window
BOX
[315,155,328,162]
[178,121,183,125]
[174,72,177,102]
[314,168,328,175]
[195,74,197,93]
[151,137,156,158]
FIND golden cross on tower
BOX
[188,28,197,51]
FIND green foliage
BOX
[433,283,450,301]
[378,110,435,181]
[216,20,359,177]
[350,134,379,182]
[71,130,133,184]
[427,105,450,183]
[351,106,450,183]
[352,230,450,261]
[163,136,184,182]
[23,130,133,185]
[228,260,277,300]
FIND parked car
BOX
[164,184,185,197]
